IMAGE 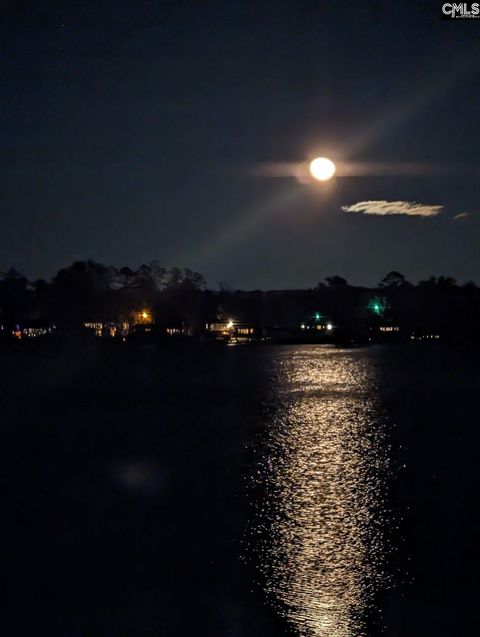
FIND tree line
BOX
[1,262,479,339]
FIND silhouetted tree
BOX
[418,276,437,288]
[50,260,113,325]
[325,275,349,288]
[0,268,32,323]
[380,271,409,287]
[437,276,457,288]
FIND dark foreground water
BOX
[1,342,479,636]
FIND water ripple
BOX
[253,347,391,637]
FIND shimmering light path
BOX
[254,346,390,637]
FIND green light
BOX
[369,298,385,316]
[314,312,321,321]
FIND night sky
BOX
[2,0,479,289]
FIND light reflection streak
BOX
[252,159,480,180]
[173,186,302,268]
[255,346,390,637]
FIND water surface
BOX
[1,342,478,635]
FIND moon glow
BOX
[310,157,336,181]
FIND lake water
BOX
[1,342,479,636]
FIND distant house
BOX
[20,319,55,339]
[300,321,333,333]
[154,320,185,337]
[410,331,440,341]
[84,321,104,337]
[371,324,402,342]
[23,322,55,338]
[205,319,256,342]
[132,309,154,325]
[164,326,183,336]
[83,321,123,338]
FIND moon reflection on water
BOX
[253,346,391,637]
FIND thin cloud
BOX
[453,212,469,220]
[341,200,443,218]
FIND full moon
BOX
[309,157,336,181]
